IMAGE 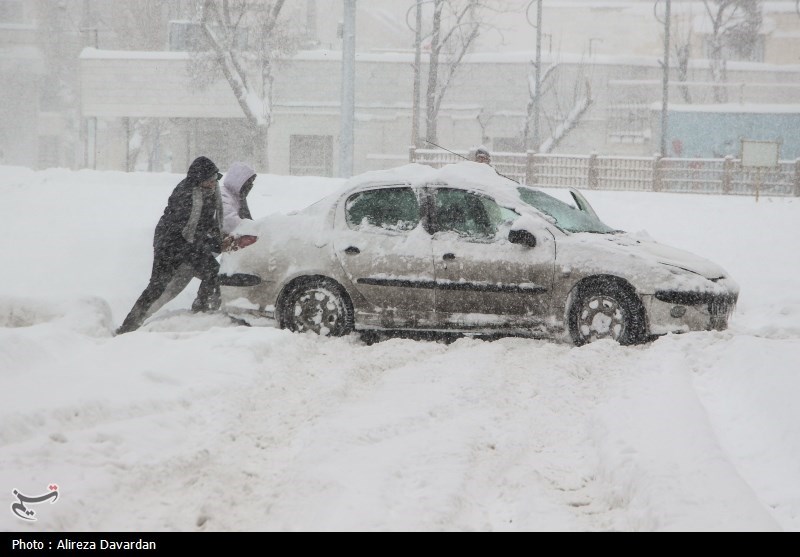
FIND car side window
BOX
[346,187,420,231]
[433,189,517,239]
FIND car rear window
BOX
[346,187,420,231]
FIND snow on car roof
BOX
[344,161,516,191]
[349,162,528,202]
[286,162,529,221]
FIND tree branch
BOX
[433,21,479,118]
[201,0,260,124]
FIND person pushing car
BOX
[220,161,257,238]
[116,156,224,334]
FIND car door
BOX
[333,185,436,328]
[428,186,556,329]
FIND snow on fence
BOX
[409,147,800,197]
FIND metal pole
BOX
[532,0,543,151]
[411,0,422,148]
[339,0,356,178]
[660,0,671,156]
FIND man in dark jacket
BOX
[116,156,224,335]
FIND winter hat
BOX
[187,156,220,182]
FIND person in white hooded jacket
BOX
[221,162,257,237]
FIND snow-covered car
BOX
[220,162,739,345]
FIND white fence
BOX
[409,147,800,197]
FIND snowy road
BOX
[1,166,798,531]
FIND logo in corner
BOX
[11,484,59,521]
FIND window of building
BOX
[290,134,333,177]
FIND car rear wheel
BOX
[279,278,354,337]
[568,279,646,346]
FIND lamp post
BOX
[339,0,356,178]
[531,0,543,150]
[410,0,423,148]
[525,0,543,151]
[655,0,672,156]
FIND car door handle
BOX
[442,253,456,261]
[344,246,360,255]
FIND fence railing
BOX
[409,147,800,197]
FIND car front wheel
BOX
[280,278,354,337]
[568,280,646,346]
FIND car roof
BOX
[343,162,527,196]
[297,162,555,220]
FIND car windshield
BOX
[517,187,615,234]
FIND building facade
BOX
[4,0,800,173]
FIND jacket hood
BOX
[223,162,256,195]
[220,162,256,235]
[186,156,219,182]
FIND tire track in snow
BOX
[66,333,452,530]
[673,332,800,530]
[588,332,780,531]
[200,337,638,530]
[2,318,790,531]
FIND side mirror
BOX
[508,229,537,248]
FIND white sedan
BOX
[220,162,738,345]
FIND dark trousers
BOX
[117,248,220,334]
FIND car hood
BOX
[597,233,728,279]
[561,231,734,294]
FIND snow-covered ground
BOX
[1,164,799,531]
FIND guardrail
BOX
[409,147,800,197]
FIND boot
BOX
[193,274,221,313]
[116,306,147,334]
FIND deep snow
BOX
[1,165,799,531]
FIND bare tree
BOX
[671,4,694,104]
[423,0,492,145]
[537,62,593,153]
[701,0,763,102]
[127,118,169,172]
[188,0,300,170]
[522,61,558,150]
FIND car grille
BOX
[708,295,735,330]
[655,290,738,330]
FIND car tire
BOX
[567,279,646,346]
[279,277,354,337]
